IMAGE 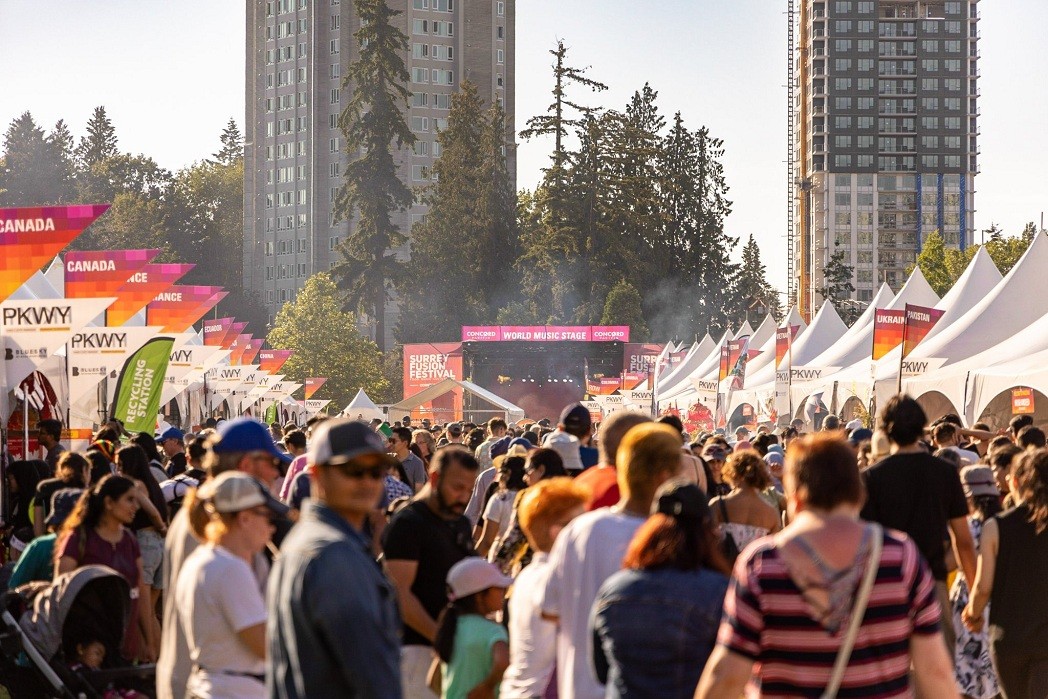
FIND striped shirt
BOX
[718,528,940,698]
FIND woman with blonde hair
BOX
[176,472,287,698]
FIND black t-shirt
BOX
[860,451,968,580]
[381,500,474,646]
[166,452,187,478]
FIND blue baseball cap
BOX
[509,437,535,452]
[213,417,292,463]
[489,435,513,459]
[156,427,185,444]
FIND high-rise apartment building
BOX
[243,0,516,335]
[791,0,979,319]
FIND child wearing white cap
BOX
[431,557,512,698]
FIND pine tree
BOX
[76,106,120,202]
[400,81,487,342]
[76,106,118,168]
[819,246,857,322]
[0,112,68,205]
[47,119,77,202]
[477,98,518,310]
[331,0,415,353]
[213,118,243,165]
[735,234,782,323]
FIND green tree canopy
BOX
[818,246,858,324]
[0,112,70,205]
[267,273,389,410]
[600,280,649,341]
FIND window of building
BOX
[413,141,430,156]
[834,116,853,129]
[411,116,429,132]
[857,78,873,90]
[434,93,450,109]
[497,2,504,16]
[329,162,340,177]
[945,97,961,110]
[835,209,852,224]
[432,69,454,85]
[921,97,939,110]
[857,39,873,52]
[412,67,429,83]
[921,155,939,169]
[858,97,874,110]
[945,116,961,129]
[835,39,852,52]
[330,137,340,153]
[857,135,874,148]
[922,136,940,149]
[835,97,852,110]
[497,49,504,64]
[412,43,429,59]
[945,59,961,72]
[411,92,428,107]
[945,40,961,53]
[330,40,340,54]
[411,164,429,181]
[497,26,504,40]
[330,88,340,104]
[414,19,429,34]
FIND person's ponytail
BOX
[433,593,480,664]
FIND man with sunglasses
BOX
[268,419,403,699]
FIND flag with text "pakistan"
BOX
[111,336,174,433]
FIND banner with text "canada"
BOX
[0,205,110,303]
[64,249,159,301]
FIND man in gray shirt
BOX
[391,426,427,492]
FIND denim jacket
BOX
[267,499,403,699]
[591,567,728,699]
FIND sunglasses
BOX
[333,463,386,480]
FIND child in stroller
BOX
[66,635,144,698]
[0,564,154,698]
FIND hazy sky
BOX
[2,0,1046,293]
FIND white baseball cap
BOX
[197,471,288,516]
[446,557,512,601]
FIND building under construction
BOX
[789,0,980,320]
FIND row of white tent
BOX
[655,231,1048,427]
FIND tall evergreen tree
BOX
[819,246,858,323]
[331,0,415,352]
[0,112,68,205]
[76,106,121,202]
[734,234,782,323]
[400,81,487,342]
[47,119,77,202]
[213,118,243,166]
[601,280,649,342]
[477,98,518,309]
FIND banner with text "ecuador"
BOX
[0,205,110,303]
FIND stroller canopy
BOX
[19,565,131,661]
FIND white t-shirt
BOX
[501,552,557,698]
[482,489,518,542]
[175,545,267,699]
[946,445,981,466]
[539,508,645,699]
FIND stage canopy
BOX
[388,378,526,424]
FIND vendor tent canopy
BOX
[659,329,731,406]
[746,313,779,352]
[388,378,526,424]
[341,388,384,421]
[654,334,715,399]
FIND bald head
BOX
[597,411,652,466]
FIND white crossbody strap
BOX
[821,522,883,699]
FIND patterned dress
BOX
[949,516,1000,699]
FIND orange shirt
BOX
[574,465,619,510]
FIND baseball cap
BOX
[213,417,292,464]
[559,403,592,435]
[309,418,398,468]
[766,444,785,456]
[447,422,463,436]
[45,488,83,529]
[545,431,583,471]
[845,418,863,432]
[764,452,785,468]
[652,479,711,523]
[735,426,750,436]
[508,437,535,452]
[960,465,999,499]
[849,427,873,446]
[197,471,289,516]
[489,435,513,460]
[156,426,185,444]
[446,557,513,601]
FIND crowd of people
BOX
[1,396,1047,698]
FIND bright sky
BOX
[2,0,1046,294]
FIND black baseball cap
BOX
[653,479,712,523]
[559,403,592,435]
[309,419,398,468]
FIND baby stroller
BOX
[0,565,154,698]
